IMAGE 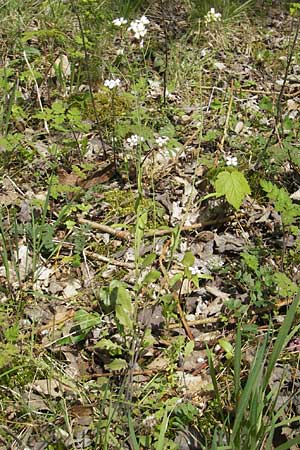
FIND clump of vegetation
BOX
[0,0,300,449]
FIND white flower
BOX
[225,155,238,167]
[125,134,144,148]
[128,16,149,40]
[104,78,121,89]
[155,136,169,148]
[112,17,127,27]
[190,266,202,275]
[204,7,222,24]
[140,15,150,25]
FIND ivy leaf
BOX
[215,170,251,210]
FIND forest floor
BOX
[0,1,300,449]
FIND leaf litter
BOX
[0,2,300,448]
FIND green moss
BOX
[102,189,166,228]
[85,90,134,130]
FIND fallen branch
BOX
[145,216,231,238]
[78,217,131,241]
[85,250,135,269]
[168,316,220,329]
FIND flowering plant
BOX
[104,78,121,90]
[225,155,238,167]
[155,136,169,148]
[128,15,149,40]
[125,134,145,148]
[112,17,127,27]
[204,7,222,25]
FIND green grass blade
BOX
[231,336,268,444]
[234,324,242,402]
[155,406,169,450]
[275,436,300,450]
[128,411,139,450]
[263,289,300,390]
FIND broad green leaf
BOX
[141,253,157,268]
[107,358,128,371]
[94,338,122,355]
[114,285,133,329]
[215,170,251,210]
[142,270,161,286]
[74,309,101,332]
[219,338,234,359]
[169,272,183,287]
[181,251,195,268]
[184,340,194,359]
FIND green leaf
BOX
[107,358,128,371]
[215,170,251,209]
[142,270,161,286]
[169,272,183,287]
[273,272,298,298]
[4,324,19,343]
[181,251,195,268]
[241,252,259,271]
[184,341,194,359]
[261,180,300,227]
[94,338,122,356]
[74,309,101,333]
[219,338,234,359]
[141,253,157,268]
[159,123,175,138]
[113,284,133,330]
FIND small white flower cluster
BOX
[104,78,121,89]
[112,17,127,27]
[125,134,144,148]
[155,136,169,148]
[204,8,222,25]
[190,265,203,276]
[128,15,149,41]
[225,155,238,167]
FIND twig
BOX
[3,174,26,196]
[168,316,220,329]
[0,425,32,450]
[85,250,135,269]
[78,215,230,241]
[200,85,297,97]
[145,216,231,237]
[173,291,195,341]
[78,217,131,241]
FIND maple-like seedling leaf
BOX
[215,170,251,210]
